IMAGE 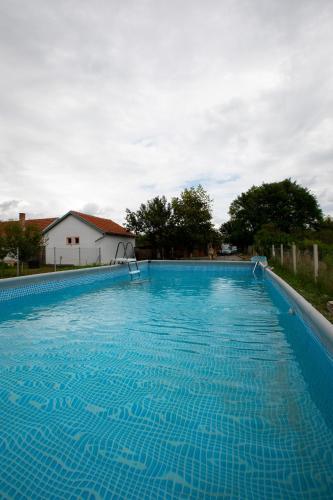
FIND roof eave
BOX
[43,211,104,235]
[41,221,57,233]
[105,231,135,238]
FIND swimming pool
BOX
[0,262,333,499]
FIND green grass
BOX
[0,264,104,279]
[269,260,333,323]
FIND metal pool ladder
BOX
[251,256,268,276]
[128,259,141,281]
[252,260,259,275]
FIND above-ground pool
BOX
[0,262,333,499]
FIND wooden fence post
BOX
[292,243,297,274]
[313,243,318,282]
[280,244,284,265]
[272,244,275,258]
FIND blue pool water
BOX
[0,263,333,499]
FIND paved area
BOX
[214,254,245,261]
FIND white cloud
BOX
[0,0,332,226]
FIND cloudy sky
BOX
[0,0,332,226]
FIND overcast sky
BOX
[0,0,332,226]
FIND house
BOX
[44,211,135,265]
[1,211,135,266]
[0,213,57,265]
[0,212,56,233]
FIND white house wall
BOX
[44,214,135,265]
[99,235,136,264]
[45,215,102,265]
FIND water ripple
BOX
[0,266,333,498]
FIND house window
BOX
[66,236,80,245]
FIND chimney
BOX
[19,212,26,227]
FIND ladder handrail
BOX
[125,241,135,259]
[113,241,126,263]
[253,260,259,275]
[113,241,135,264]
[113,241,139,282]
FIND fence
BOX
[270,243,333,295]
[2,246,125,277]
[45,247,102,269]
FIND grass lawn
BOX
[0,264,102,279]
[270,261,333,324]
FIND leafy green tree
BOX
[125,196,172,257]
[126,186,219,257]
[172,185,215,254]
[3,222,44,265]
[0,233,7,277]
[254,223,290,254]
[220,219,252,248]
[0,234,7,261]
[223,179,323,247]
[312,216,333,244]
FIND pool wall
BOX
[0,262,148,302]
[265,266,333,355]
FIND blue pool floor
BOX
[0,264,333,499]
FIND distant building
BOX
[1,211,135,265]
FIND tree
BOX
[172,185,215,254]
[125,196,172,257]
[220,219,252,248]
[125,186,220,257]
[223,179,323,247]
[0,234,7,261]
[312,216,333,244]
[0,232,7,277]
[254,223,290,254]
[3,222,44,265]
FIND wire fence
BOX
[1,245,133,278]
[269,243,333,295]
[45,247,102,269]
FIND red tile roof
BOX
[0,212,134,238]
[25,218,57,231]
[0,217,56,234]
[71,211,133,237]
